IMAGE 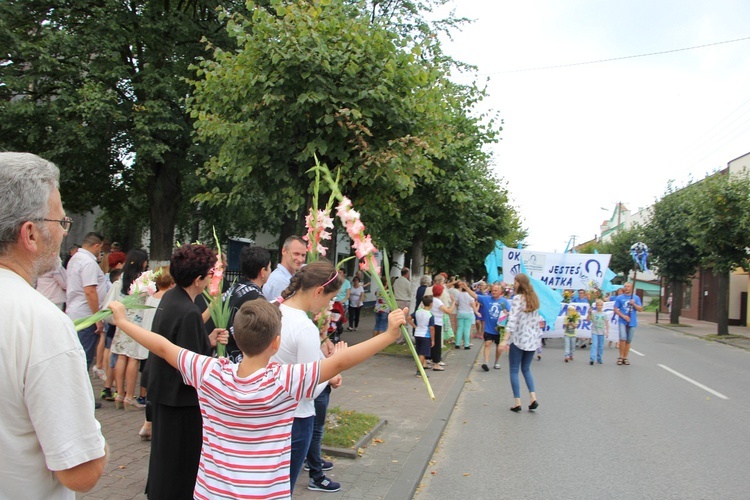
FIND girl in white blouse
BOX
[500,273,542,413]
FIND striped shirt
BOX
[178,349,320,499]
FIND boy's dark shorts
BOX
[483,332,501,344]
[415,336,431,357]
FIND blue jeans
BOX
[307,385,331,481]
[508,344,535,398]
[590,334,604,362]
[374,311,388,332]
[77,325,98,369]
[564,336,576,358]
[618,323,635,343]
[289,416,315,493]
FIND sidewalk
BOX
[649,312,750,350]
[80,310,480,499]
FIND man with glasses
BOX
[0,152,107,497]
[66,231,108,374]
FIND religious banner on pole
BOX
[502,249,612,290]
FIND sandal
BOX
[622,358,630,365]
[617,358,623,365]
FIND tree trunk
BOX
[410,232,425,279]
[716,271,729,335]
[669,280,683,325]
[146,159,182,261]
[277,211,305,262]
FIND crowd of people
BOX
[1,151,644,499]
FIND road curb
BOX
[384,346,481,500]
[321,418,388,459]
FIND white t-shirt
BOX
[349,285,364,307]
[455,291,476,315]
[430,297,445,326]
[0,269,106,499]
[179,350,319,500]
[65,248,107,320]
[270,304,326,417]
[412,308,434,338]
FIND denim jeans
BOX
[508,344,535,398]
[618,323,635,343]
[77,325,98,369]
[307,385,331,481]
[563,336,576,358]
[289,415,315,493]
[590,334,605,362]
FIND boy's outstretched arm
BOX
[319,308,407,382]
[109,301,182,369]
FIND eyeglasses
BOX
[40,217,74,231]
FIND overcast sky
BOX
[434,0,750,252]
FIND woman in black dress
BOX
[145,244,227,499]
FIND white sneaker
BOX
[93,367,106,381]
[438,361,446,367]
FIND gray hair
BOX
[419,274,432,286]
[0,153,60,254]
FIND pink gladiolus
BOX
[209,263,223,296]
[129,270,160,297]
[304,209,335,257]
[336,197,353,219]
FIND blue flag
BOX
[484,240,505,283]
[519,260,563,326]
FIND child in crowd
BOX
[564,305,580,362]
[108,299,406,500]
[589,299,609,365]
[407,295,435,377]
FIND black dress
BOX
[145,286,212,499]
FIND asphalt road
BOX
[415,323,750,500]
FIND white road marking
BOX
[629,348,645,357]
[658,364,730,400]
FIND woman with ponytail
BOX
[270,260,343,493]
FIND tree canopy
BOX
[0,0,247,258]
[189,0,519,270]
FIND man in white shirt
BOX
[0,152,107,498]
[263,235,307,301]
[66,231,107,370]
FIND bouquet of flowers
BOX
[565,309,581,326]
[310,160,435,399]
[74,269,161,332]
[562,290,572,303]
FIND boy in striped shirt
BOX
[109,299,406,499]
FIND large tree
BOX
[643,184,701,324]
[0,0,246,259]
[190,0,518,265]
[689,169,750,335]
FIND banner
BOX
[502,250,612,290]
[542,301,619,341]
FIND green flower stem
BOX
[369,256,435,400]
[311,161,434,400]
[73,295,153,332]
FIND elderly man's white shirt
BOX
[0,269,105,499]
